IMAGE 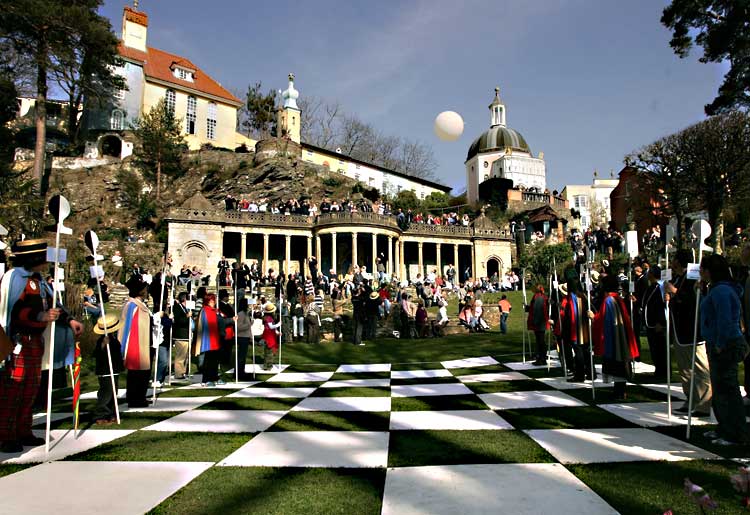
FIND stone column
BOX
[316,235,322,265]
[417,241,424,279]
[453,244,459,270]
[371,233,377,273]
[262,233,269,273]
[471,244,476,279]
[387,236,393,276]
[436,243,442,278]
[352,232,358,268]
[284,235,291,275]
[306,236,312,261]
[331,232,337,275]
[240,231,247,263]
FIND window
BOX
[420,191,425,200]
[110,109,124,130]
[186,95,196,135]
[114,86,125,102]
[206,102,217,140]
[174,68,193,82]
[354,172,360,181]
[574,195,588,208]
[581,216,588,228]
[165,89,176,113]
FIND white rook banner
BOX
[625,231,639,258]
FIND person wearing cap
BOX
[93,313,124,425]
[527,285,550,366]
[588,274,640,400]
[261,303,281,370]
[643,265,668,380]
[556,280,592,382]
[665,249,711,416]
[118,276,154,406]
[194,293,226,386]
[171,292,191,380]
[0,240,70,452]
[217,289,236,378]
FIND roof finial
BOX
[134,0,139,9]
[495,86,500,95]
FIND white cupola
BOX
[281,73,299,110]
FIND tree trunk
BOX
[33,47,48,196]
[714,210,725,255]
[156,158,161,201]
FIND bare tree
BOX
[395,139,437,179]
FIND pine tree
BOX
[133,99,185,201]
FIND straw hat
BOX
[93,312,123,334]
[369,291,380,300]
[558,283,568,296]
[10,239,48,265]
[589,270,600,285]
[264,303,277,314]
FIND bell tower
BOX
[488,87,506,127]
[122,1,148,52]
[277,73,301,144]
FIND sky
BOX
[99,0,724,193]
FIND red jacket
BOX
[527,293,550,331]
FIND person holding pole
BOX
[118,277,153,407]
[92,313,123,425]
[665,249,711,416]
[217,289,235,384]
[643,266,668,381]
[698,254,748,446]
[0,240,64,453]
[556,279,593,382]
[235,297,251,381]
[526,284,550,366]
[588,274,639,401]
[739,243,750,405]
[172,292,191,380]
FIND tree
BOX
[662,1,750,114]
[133,99,185,201]
[679,111,750,252]
[0,0,120,194]
[240,82,277,138]
[518,243,575,286]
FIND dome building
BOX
[465,87,546,205]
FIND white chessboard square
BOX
[479,390,586,410]
[381,463,618,515]
[391,383,473,398]
[0,461,212,515]
[226,387,316,399]
[505,360,561,371]
[122,396,219,413]
[600,402,716,427]
[457,372,530,383]
[320,379,390,388]
[389,410,513,430]
[266,372,335,383]
[218,431,389,468]
[537,377,614,390]
[0,429,134,464]
[291,397,391,412]
[391,369,453,380]
[244,364,290,374]
[143,410,288,432]
[440,356,500,369]
[336,364,391,373]
[641,383,687,400]
[180,381,259,390]
[525,428,720,464]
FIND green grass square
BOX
[568,460,743,515]
[565,384,679,405]
[654,425,750,460]
[387,430,554,467]
[283,363,339,372]
[519,367,567,379]
[158,388,233,398]
[329,372,391,381]
[390,376,459,386]
[260,381,328,388]
[150,467,385,515]
[198,397,301,410]
[390,362,443,371]
[499,406,639,430]
[268,411,390,432]
[0,464,33,479]
[391,395,489,411]
[310,387,390,397]
[35,411,183,430]
[66,431,253,462]
[448,364,512,376]
[464,379,552,394]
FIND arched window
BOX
[110,109,124,130]
[165,89,176,113]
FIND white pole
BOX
[278,292,283,371]
[234,284,239,383]
[187,290,193,380]
[152,260,169,405]
[665,300,672,420]
[686,287,701,439]
[585,261,596,401]
[553,257,567,377]
[251,304,256,380]
[167,281,174,386]
[45,207,64,456]
[522,268,528,363]
[91,255,120,425]
[547,273,552,373]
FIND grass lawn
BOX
[499,406,639,430]
[150,467,386,515]
[268,411,390,432]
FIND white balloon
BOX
[434,111,464,141]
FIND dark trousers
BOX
[571,342,593,380]
[366,315,377,340]
[534,330,546,362]
[352,317,364,345]
[306,319,320,344]
[219,339,233,369]
[559,336,575,375]
[126,369,150,406]
[708,341,748,443]
[202,350,220,382]
[500,313,509,334]
[237,337,250,379]
[95,374,119,420]
[333,316,344,342]
[646,328,668,378]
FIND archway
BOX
[487,257,501,279]
[100,135,122,158]
[182,241,209,270]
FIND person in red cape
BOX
[118,277,152,407]
[194,293,225,387]
[588,274,639,400]
[554,280,593,382]
[262,303,281,370]
[526,284,550,366]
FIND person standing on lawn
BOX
[643,265,668,380]
[527,284,550,366]
[261,304,281,370]
[194,293,225,387]
[665,249,711,416]
[556,281,592,382]
[588,274,639,401]
[497,295,512,334]
[739,243,750,404]
[235,297,251,380]
[92,313,124,425]
[699,254,748,446]
[172,292,191,380]
[118,277,153,407]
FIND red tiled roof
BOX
[118,43,241,105]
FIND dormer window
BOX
[174,67,194,82]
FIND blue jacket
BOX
[700,281,744,349]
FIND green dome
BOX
[466,126,531,162]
